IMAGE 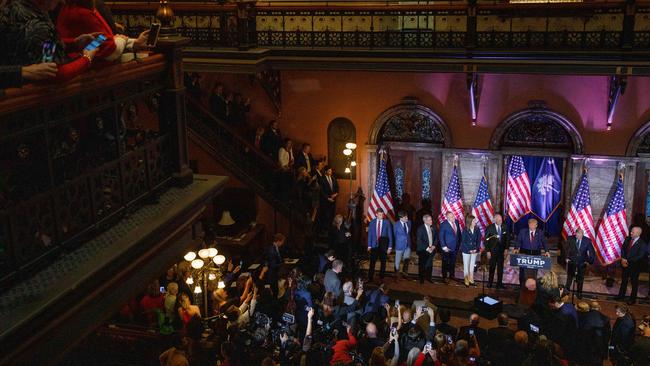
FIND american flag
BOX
[506,156,531,222]
[561,170,595,241]
[472,176,495,242]
[368,149,395,221]
[439,165,465,229]
[594,174,628,265]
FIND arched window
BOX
[327,118,356,179]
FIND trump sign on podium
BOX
[509,254,552,270]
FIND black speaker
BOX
[474,295,503,320]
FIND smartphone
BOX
[390,326,397,336]
[147,23,162,47]
[84,34,107,52]
[469,329,474,336]
[421,306,428,313]
[240,260,243,268]
[41,41,56,63]
[446,335,453,344]
[469,357,476,362]
[159,286,165,293]
[394,299,400,308]
[529,324,540,334]
[423,342,432,352]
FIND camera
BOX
[469,329,474,336]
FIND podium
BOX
[509,254,552,270]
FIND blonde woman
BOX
[461,215,481,287]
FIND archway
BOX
[489,101,583,154]
[367,98,451,217]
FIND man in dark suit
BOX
[318,166,339,232]
[577,301,610,365]
[266,233,285,298]
[484,213,509,289]
[416,214,436,284]
[486,313,515,365]
[513,218,549,286]
[611,304,636,364]
[439,211,461,283]
[457,313,488,348]
[563,228,595,299]
[294,143,315,174]
[261,120,282,161]
[367,209,393,282]
[615,226,647,305]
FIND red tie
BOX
[377,220,382,243]
[451,221,456,233]
[530,231,535,244]
[627,238,635,254]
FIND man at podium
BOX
[513,218,549,286]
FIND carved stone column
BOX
[157,36,193,187]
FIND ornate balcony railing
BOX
[109,1,650,51]
[0,40,191,287]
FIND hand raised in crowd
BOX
[415,306,423,319]
[21,63,57,81]
[279,332,288,345]
[428,349,438,362]
[307,307,314,319]
[133,30,151,52]
[427,307,435,320]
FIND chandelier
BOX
[183,247,227,315]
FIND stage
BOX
[359,250,650,300]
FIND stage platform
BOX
[358,250,650,300]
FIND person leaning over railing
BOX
[56,0,150,64]
[0,0,101,83]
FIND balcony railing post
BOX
[622,0,636,49]
[156,36,193,187]
[236,1,257,50]
[466,0,477,49]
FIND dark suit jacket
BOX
[416,224,437,252]
[484,223,509,254]
[515,228,547,251]
[319,174,339,199]
[436,323,457,340]
[457,325,487,347]
[564,236,595,267]
[621,237,647,268]
[367,218,393,250]
[460,228,481,254]
[612,314,636,352]
[261,129,282,159]
[294,152,315,173]
[267,244,283,275]
[439,220,461,252]
[486,326,515,357]
[329,224,349,248]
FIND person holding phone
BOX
[56,0,151,64]
[0,0,100,83]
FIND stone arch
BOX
[489,101,583,154]
[626,120,650,156]
[368,97,452,147]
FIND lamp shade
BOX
[198,249,210,259]
[184,251,196,261]
[191,259,205,269]
[343,149,352,156]
[208,247,218,257]
[186,277,194,285]
[208,273,216,281]
[345,142,357,150]
[345,167,351,173]
[194,286,202,294]
[218,210,236,226]
[218,281,226,289]
[213,255,226,265]
[351,161,357,167]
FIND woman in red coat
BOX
[56,0,149,63]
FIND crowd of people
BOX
[0,0,151,90]
[121,226,650,366]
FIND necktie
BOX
[427,225,432,246]
[451,221,456,234]
[328,176,333,190]
[377,220,382,243]
[497,225,501,239]
[530,231,535,245]
[627,238,635,254]
[577,239,581,251]
[305,153,311,171]
[403,222,408,234]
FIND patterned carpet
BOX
[0,177,220,334]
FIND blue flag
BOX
[531,157,562,222]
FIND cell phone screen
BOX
[84,34,107,52]
[529,324,539,333]
[42,41,56,63]
[147,23,162,47]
